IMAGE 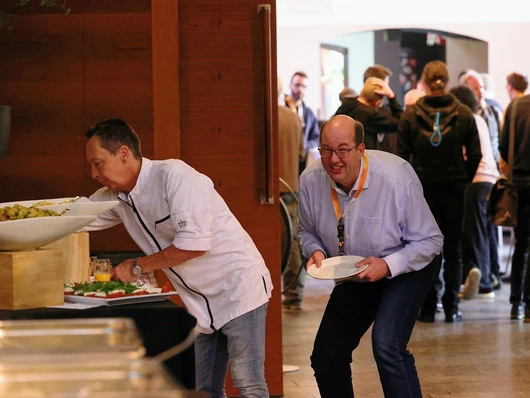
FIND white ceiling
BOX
[277,0,527,26]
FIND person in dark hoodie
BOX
[397,60,482,323]
[334,76,403,150]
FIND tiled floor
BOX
[281,234,530,397]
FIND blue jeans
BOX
[462,182,495,290]
[195,303,269,398]
[311,255,441,398]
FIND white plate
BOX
[307,255,369,280]
[65,291,179,306]
[0,215,97,251]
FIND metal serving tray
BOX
[0,358,206,397]
[0,318,145,361]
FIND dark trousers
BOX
[311,255,441,398]
[420,181,466,315]
[510,184,530,305]
[462,182,494,290]
[488,220,500,279]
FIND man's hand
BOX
[111,259,139,282]
[349,256,390,282]
[370,77,395,99]
[306,250,326,271]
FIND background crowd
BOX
[279,63,530,323]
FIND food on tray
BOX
[0,204,60,222]
[33,198,77,207]
[64,281,172,299]
[32,200,57,207]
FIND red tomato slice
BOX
[161,282,172,293]
[134,290,149,296]
[64,292,74,296]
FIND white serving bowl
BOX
[0,215,98,251]
[42,201,120,217]
[0,197,90,208]
[0,199,120,251]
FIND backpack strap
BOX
[430,112,442,147]
[416,106,460,148]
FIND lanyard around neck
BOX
[285,95,299,114]
[330,153,369,255]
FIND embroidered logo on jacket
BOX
[178,220,187,228]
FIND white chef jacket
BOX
[83,158,273,334]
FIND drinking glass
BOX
[93,259,112,282]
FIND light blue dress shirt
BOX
[298,150,443,277]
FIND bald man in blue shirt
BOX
[299,115,443,398]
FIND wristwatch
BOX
[132,258,143,277]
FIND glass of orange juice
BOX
[93,259,112,282]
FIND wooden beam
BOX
[151,0,180,160]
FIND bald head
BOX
[321,115,365,146]
[319,115,366,194]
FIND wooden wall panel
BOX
[81,10,153,251]
[151,0,180,160]
[81,11,154,154]
[0,13,85,202]
[0,0,151,15]
[177,1,282,395]
[0,2,152,251]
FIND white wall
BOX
[445,37,488,89]
[277,1,530,116]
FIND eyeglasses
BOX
[318,145,359,159]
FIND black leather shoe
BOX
[417,312,435,323]
[445,311,463,323]
[491,274,502,291]
[511,302,525,320]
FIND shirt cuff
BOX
[305,244,327,260]
[172,236,212,252]
[382,251,407,278]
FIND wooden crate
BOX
[0,249,64,310]
[42,232,90,283]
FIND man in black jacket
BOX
[334,76,403,151]
[499,79,530,321]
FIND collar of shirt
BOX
[330,154,371,198]
[118,157,153,204]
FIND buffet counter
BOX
[0,300,197,389]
